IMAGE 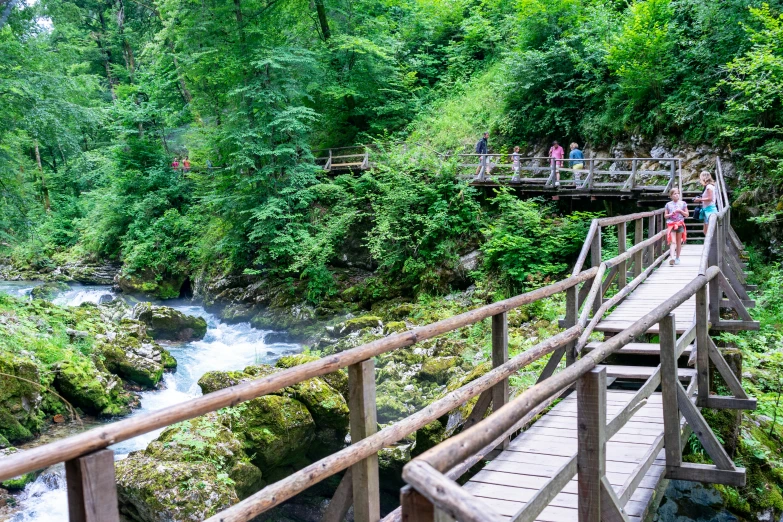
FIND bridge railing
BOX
[400,168,758,522]
[0,265,601,522]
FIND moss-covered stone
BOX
[132,302,207,341]
[29,282,70,301]
[383,321,407,335]
[97,332,172,388]
[228,460,265,499]
[198,370,254,395]
[419,356,460,383]
[0,448,37,491]
[414,419,446,456]
[231,395,315,469]
[53,358,133,417]
[335,315,382,337]
[277,354,349,398]
[0,352,44,444]
[117,270,187,300]
[116,455,238,522]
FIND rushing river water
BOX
[0,281,301,522]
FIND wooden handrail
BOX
[414,265,721,474]
[0,269,595,483]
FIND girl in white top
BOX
[693,171,717,234]
[664,188,689,265]
[511,146,521,182]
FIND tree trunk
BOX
[97,9,118,99]
[313,0,330,40]
[115,0,136,83]
[34,141,50,212]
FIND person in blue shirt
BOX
[569,142,585,182]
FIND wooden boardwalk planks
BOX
[596,244,703,334]
[463,390,669,521]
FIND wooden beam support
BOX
[323,469,353,522]
[633,219,643,278]
[600,476,630,522]
[695,286,710,406]
[65,449,120,522]
[617,222,627,291]
[492,312,509,449]
[659,314,682,474]
[591,227,602,314]
[462,389,492,431]
[577,366,606,522]
[676,383,736,470]
[666,463,746,487]
[401,486,434,522]
[349,360,381,522]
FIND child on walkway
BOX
[511,146,521,182]
[694,171,717,234]
[664,188,689,265]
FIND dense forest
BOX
[1,0,783,297]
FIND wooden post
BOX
[65,449,120,522]
[577,366,606,522]
[565,287,577,365]
[401,486,434,522]
[696,286,710,408]
[492,312,509,449]
[708,220,720,325]
[617,222,627,291]
[633,219,643,278]
[591,226,602,314]
[349,360,381,522]
[647,214,656,268]
[659,314,682,474]
[656,213,664,258]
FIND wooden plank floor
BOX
[464,389,668,521]
[596,243,703,334]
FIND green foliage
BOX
[480,191,599,292]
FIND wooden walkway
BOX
[464,390,672,522]
[597,244,703,334]
[462,244,707,521]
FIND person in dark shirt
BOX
[474,132,489,179]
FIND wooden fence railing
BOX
[0,159,748,522]
[313,144,687,194]
[399,166,758,522]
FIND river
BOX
[0,281,301,522]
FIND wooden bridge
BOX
[0,158,757,522]
[313,145,687,198]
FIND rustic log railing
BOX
[399,165,758,522]
[313,145,685,194]
[0,158,751,522]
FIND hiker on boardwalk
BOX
[569,143,584,182]
[474,132,489,179]
[694,171,717,234]
[664,188,689,265]
[511,146,521,182]
[171,157,180,171]
[549,140,564,186]
[183,157,191,173]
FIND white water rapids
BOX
[0,281,301,522]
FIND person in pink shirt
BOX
[548,141,565,186]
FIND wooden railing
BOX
[313,145,684,194]
[0,160,748,522]
[399,164,758,522]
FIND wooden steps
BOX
[604,365,695,381]
[584,342,692,357]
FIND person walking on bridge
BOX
[569,142,584,182]
[694,171,717,235]
[511,146,521,183]
[474,132,489,180]
[183,157,191,173]
[549,140,564,187]
[664,188,688,265]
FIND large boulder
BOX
[116,456,238,522]
[52,358,134,417]
[97,332,174,388]
[0,352,44,444]
[233,395,315,469]
[116,269,187,300]
[132,303,207,341]
[30,282,70,301]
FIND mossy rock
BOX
[53,358,133,417]
[231,395,315,469]
[132,302,207,341]
[419,356,460,384]
[384,321,407,335]
[97,332,172,388]
[0,448,37,491]
[198,370,253,395]
[276,354,349,400]
[414,419,446,456]
[30,282,70,301]
[281,377,349,432]
[116,455,238,522]
[376,393,414,424]
[0,351,44,444]
[228,460,265,499]
[117,270,187,300]
[336,315,382,337]
[147,413,244,465]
